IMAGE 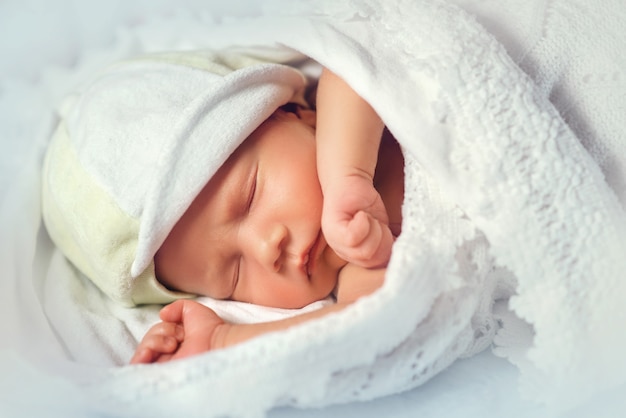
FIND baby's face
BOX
[155,110,346,308]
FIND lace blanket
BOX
[2,0,626,416]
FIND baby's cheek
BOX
[323,244,348,271]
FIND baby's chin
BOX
[284,281,339,309]
[231,278,337,309]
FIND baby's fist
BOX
[322,175,393,268]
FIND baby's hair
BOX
[278,102,301,114]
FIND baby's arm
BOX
[130,299,351,364]
[130,266,384,364]
[316,68,394,268]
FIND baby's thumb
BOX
[371,223,393,268]
[343,210,372,247]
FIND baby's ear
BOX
[295,107,317,129]
[274,104,316,128]
[271,108,298,121]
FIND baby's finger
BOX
[159,299,186,323]
[341,210,371,247]
[365,217,393,268]
[130,347,155,364]
[346,215,393,268]
[137,334,179,357]
[156,353,175,363]
[328,211,373,262]
[145,321,184,342]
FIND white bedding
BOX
[2,0,626,417]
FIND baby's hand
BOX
[322,174,394,268]
[130,299,229,364]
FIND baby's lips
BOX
[305,230,324,278]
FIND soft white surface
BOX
[2,1,626,417]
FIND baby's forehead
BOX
[198,107,310,203]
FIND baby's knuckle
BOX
[351,243,376,263]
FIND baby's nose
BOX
[255,223,288,272]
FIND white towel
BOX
[42,50,308,306]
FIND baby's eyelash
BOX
[231,166,257,297]
[232,255,241,297]
[246,167,258,211]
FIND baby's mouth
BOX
[305,231,322,278]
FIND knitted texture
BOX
[65,0,625,416]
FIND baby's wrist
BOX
[210,322,233,350]
[319,167,374,193]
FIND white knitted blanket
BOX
[2,0,626,417]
